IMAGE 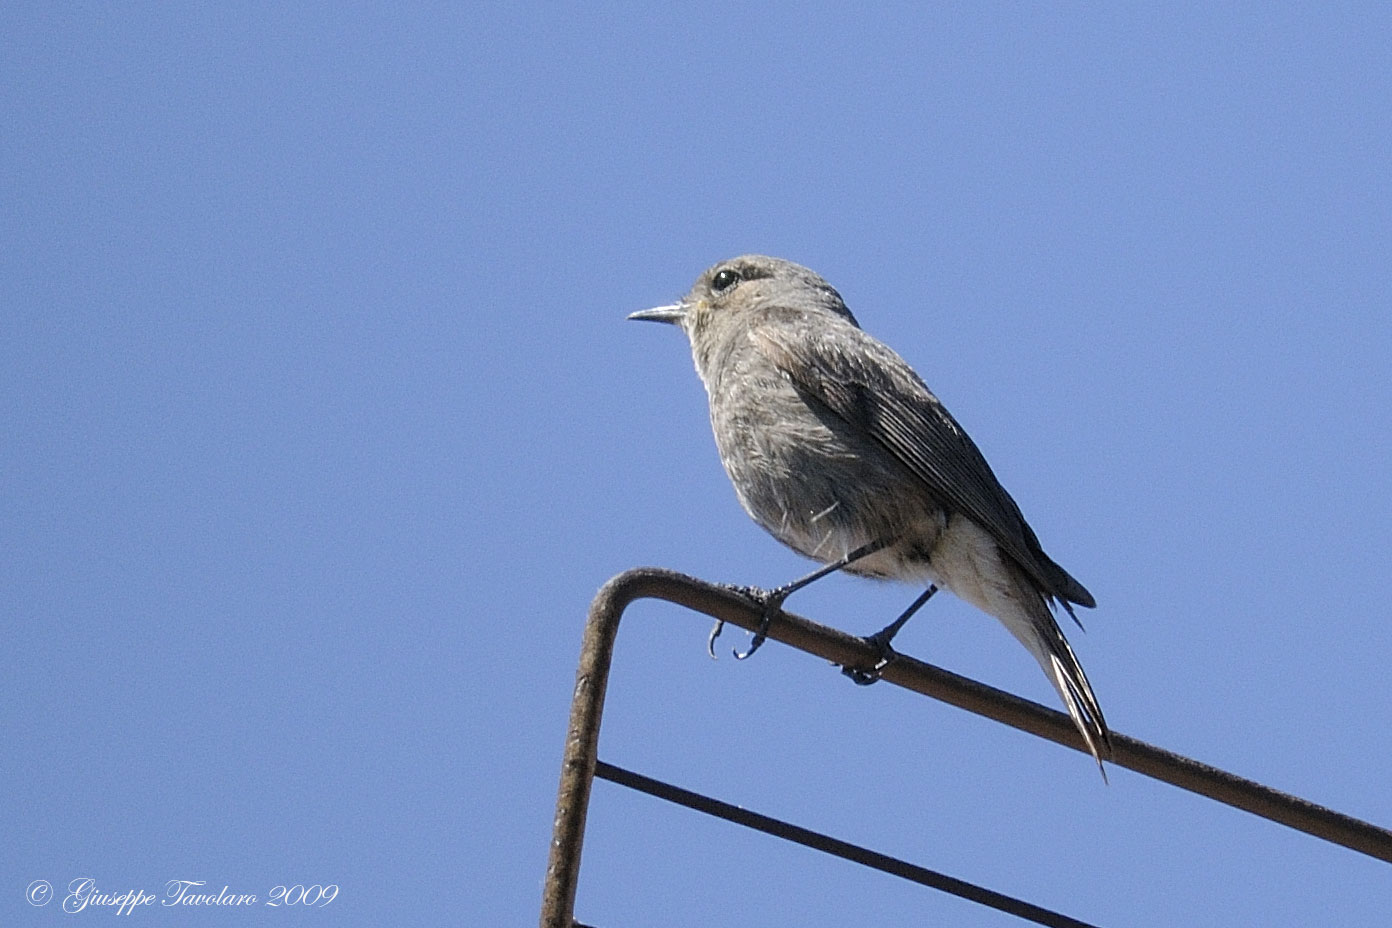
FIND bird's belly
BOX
[710,385,948,574]
[917,516,1027,618]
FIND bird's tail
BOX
[1007,579,1112,777]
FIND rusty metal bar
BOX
[541,567,1392,927]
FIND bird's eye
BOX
[711,268,741,292]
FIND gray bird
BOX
[629,255,1110,769]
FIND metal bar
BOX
[541,567,1392,927]
[595,759,1100,928]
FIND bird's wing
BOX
[751,314,1088,606]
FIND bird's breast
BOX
[704,362,947,574]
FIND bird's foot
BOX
[840,628,901,685]
[732,589,786,661]
[707,586,769,659]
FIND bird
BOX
[628,254,1111,771]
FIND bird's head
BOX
[628,255,858,348]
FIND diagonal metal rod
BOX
[541,567,1392,927]
[594,759,1100,928]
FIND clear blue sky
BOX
[5,5,1390,926]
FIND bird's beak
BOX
[627,303,687,325]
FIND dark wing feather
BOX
[751,314,1093,608]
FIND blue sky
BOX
[4,4,1390,926]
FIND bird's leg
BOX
[731,537,893,660]
[842,585,938,685]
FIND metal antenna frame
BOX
[540,567,1392,927]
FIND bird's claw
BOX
[732,612,772,660]
[732,632,765,660]
[840,631,900,685]
[709,585,770,659]
[707,620,724,659]
[732,591,786,660]
[841,657,893,685]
